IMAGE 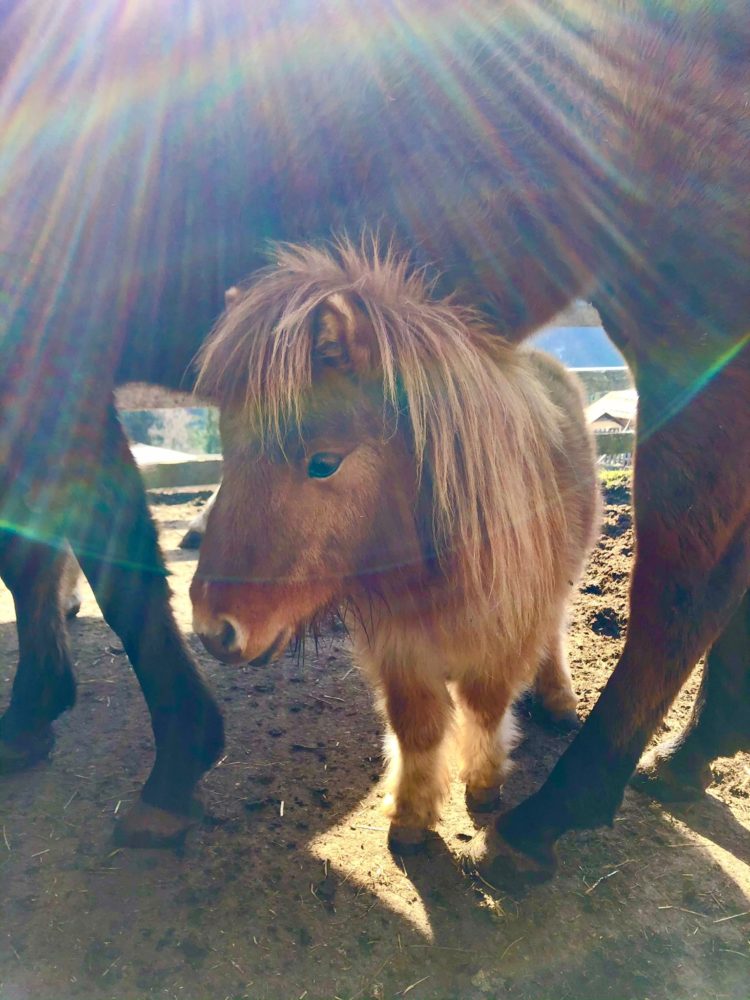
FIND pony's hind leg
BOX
[456,675,518,812]
[379,664,453,854]
[532,629,580,730]
[0,530,76,772]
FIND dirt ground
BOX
[1,474,748,1000]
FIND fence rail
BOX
[121,361,636,486]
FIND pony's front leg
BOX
[380,664,453,854]
[456,675,517,812]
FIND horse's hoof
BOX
[478,836,557,890]
[179,529,203,550]
[466,785,503,813]
[65,599,82,620]
[113,799,197,848]
[630,749,712,804]
[388,823,429,855]
[464,821,557,891]
[0,728,55,774]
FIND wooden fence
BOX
[118,307,636,485]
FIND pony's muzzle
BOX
[195,617,289,666]
[191,578,292,666]
[194,614,247,665]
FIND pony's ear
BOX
[224,285,241,311]
[311,293,374,373]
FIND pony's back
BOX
[522,349,600,575]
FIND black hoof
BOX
[113,799,200,849]
[388,823,428,855]
[630,754,712,804]
[465,796,562,889]
[0,727,55,775]
[462,825,557,892]
[476,840,557,890]
[466,785,503,813]
[179,529,203,550]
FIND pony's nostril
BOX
[218,619,237,652]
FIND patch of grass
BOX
[599,467,631,505]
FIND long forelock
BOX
[196,240,568,636]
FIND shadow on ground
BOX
[1,495,748,1000]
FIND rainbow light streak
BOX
[1,0,745,565]
[638,331,750,443]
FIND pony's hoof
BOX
[0,727,54,774]
[518,692,581,732]
[466,785,503,813]
[179,529,203,550]
[388,823,428,855]
[113,799,197,848]
[545,709,582,733]
[631,749,712,804]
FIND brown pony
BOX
[191,242,599,851]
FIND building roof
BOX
[585,388,638,428]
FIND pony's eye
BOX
[307,452,343,479]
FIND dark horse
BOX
[1,1,747,869]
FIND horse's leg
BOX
[0,531,76,771]
[480,356,750,883]
[379,664,454,854]
[531,629,580,730]
[66,408,224,846]
[455,675,517,813]
[632,589,750,802]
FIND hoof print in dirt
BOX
[0,728,55,775]
[589,606,623,638]
[313,874,337,909]
[113,800,198,849]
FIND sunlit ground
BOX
[0,518,747,939]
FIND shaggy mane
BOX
[196,239,568,637]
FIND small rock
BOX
[471,969,494,993]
